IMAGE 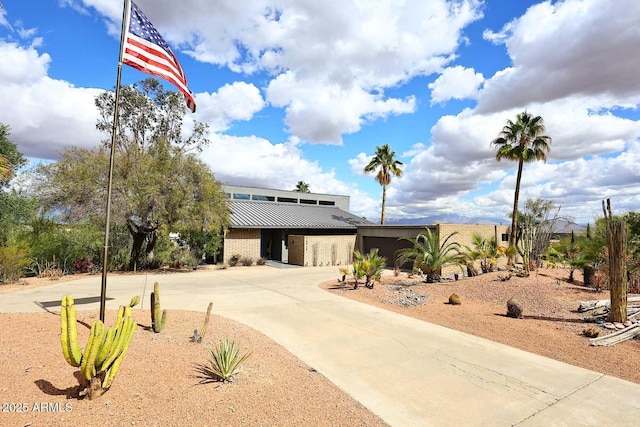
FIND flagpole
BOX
[100,0,130,322]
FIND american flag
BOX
[122,1,196,113]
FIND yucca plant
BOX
[199,339,251,382]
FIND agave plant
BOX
[199,339,251,382]
[394,228,465,282]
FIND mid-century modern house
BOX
[222,185,372,266]
[221,184,510,274]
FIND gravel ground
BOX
[321,267,640,385]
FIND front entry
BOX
[260,230,288,262]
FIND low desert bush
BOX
[0,243,31,283]
[228,254,241,267]
[240,256,254,266]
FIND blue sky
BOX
[1,0,639,224]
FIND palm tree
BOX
[352,248,387,289]
[467,234,505,273]
[491,111,551,264]
[294,181,310,193]
[394,228,465,282]
[364,144,403,224]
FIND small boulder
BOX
[506,298,523,319]
[448,293,461,305]
[582,327,600,338]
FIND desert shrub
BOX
[169,246,199,269]
[0,243,31,282]
[73,257,97,274]
[241,256,254,266]
[199,339,251,382]
[256,257,267,266]
[228,254,241,267]
[26,220,103,273]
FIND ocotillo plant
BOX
[60,295,138,399]
[150,282,167,333]
[191,302,213,343]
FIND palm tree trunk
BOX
[380,184,387,225]
[509,157,525,265]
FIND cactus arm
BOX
[60,295,73,366]
[100,313,134,372]
[199,302,213,341]
[159,309,167,330]
[61,295,82,367]
[81,320,104,382]
[95,326,116,369]
[151,282,166,333]
[129,295,140,307]
[102,317,136,390]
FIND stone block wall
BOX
[288,235,357,267]
[223,229,261,263]
[437,224,510,276]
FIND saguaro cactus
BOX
[60,294,137,399]
[150,282,167,333]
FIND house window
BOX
[300,199,317,205]
[233,193,250,200]
[319,200,335,206]
[252,194,275,201]
[277,197,298,203]
[501,233,509,242]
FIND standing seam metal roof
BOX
[228,200,371,229]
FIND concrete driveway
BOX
[2,266,640,426]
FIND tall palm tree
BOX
[294,181,310,193]
[394,228,466,282]
[364,144,403,224]
[491,111,551,264]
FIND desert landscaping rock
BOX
[385,285,428,307]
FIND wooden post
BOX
[602,199,627,323]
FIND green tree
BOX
[394,227,465,282]
[0,124,27,186]
[364,144,403,225]
[0,154,10,182]
[0,124,37,246]
[294,181,310,193]
[517,199,560,275]
[491,112,551,264]
[36,79,229,270]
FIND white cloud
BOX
[267,70,416,144]
[0,61,103,158]
[196,82,265,132]
[0,42,49,84]
[478,0,640,113]
[428,65,484,104]
[348,152,372,176]
[96,0,484,144]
